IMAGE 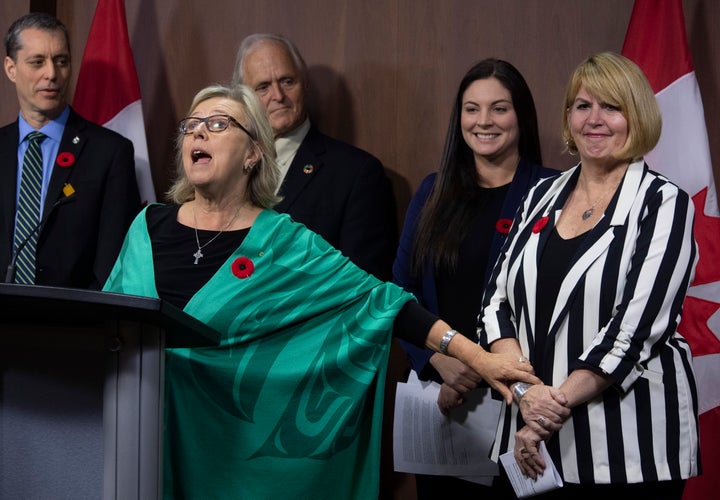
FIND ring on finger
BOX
[519,356,528,363]
[536,416,546,426]
[519,447,528,454]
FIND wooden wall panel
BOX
[688,0,720,176]
[1,2,718,497]
[0,2,32,122]
[2,0,718,208]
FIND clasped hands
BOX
[431,352,570,479]
[513,384,570,479]
[431,354,483,415]
[432,350,552,416]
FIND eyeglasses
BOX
[179,114,255,140]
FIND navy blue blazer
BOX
[0,108,141,289]
[274,125,396,280]
[392,159,557,380]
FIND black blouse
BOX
[145,204,434,346]
[436,183,510,341]
[147,204,249,310]
[534,226,588,381]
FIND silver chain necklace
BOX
[191,205,241,264]
[579,180,622,221]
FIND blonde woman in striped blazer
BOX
[479,52,700,499]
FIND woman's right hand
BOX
[425,321,540,404]
[465,348,541,404]
[517,385,569,438]
[430,354,483,394]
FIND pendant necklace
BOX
[580,181,621,221]
[192,205,241,264]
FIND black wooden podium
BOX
[0,284,220,500]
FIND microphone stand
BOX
[5,192,77,284]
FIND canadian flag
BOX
[73,0,155,204]
[622,0,720,498]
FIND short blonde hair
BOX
[562,52,661,161]
[167,84,282,208]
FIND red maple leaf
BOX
[679,296,720,356]
[690,188,720,285]
[677,188,720,356]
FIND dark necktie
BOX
[13,131,46,284]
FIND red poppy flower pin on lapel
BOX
[56,152,76,167]
[532,216,549,234]
[496,218,513,234]
[231,257,254,279]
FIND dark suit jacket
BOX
[0,107,142,289]
[274,125,396,280]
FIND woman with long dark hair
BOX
[393,58,559,496]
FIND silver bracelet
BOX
[512,382,531,404]
[439,329,458,355]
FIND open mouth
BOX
[191,149,211,163]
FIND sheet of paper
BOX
[498,441,563,498]
[392,372,501,483]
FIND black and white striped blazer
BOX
[479,160,700,484]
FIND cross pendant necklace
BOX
[193,248,204,264]
[191,204,242,264]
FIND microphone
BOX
[5,185,78,284]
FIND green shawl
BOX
[103,207,413,499]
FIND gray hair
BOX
[167,84,282,208]
[232,33,307,86]
[5,12,70,59]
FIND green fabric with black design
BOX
[104,207,413,499]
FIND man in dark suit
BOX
[1,13,141,289]
[232,34,396,280]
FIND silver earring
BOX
[565,139,577,156]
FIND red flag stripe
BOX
[73,0,155,203]
[73,0,141,123]
[622,1,719,499]
[621,0,693,93]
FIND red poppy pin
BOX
[495,218,513,234]
[231,256,254,279]
[56,152,76,168]
[532,216,549,234]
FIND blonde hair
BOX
[167,84,282,208]
[562,52,661,161]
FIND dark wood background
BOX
[2,1,718,223]
[2,1,718,497]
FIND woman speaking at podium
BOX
[103,84,544,499]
